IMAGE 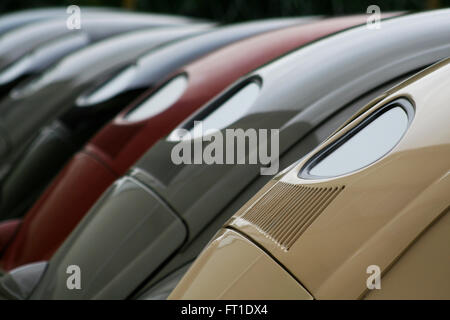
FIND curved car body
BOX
[0,18,310,220]
[26,10,450,300]
[0,17,324,272]
[169,58,450,300]
[0,11,197,72]
[0,25,212,218]
[0,12,203,97]
[0,7,113,35]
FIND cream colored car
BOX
[170,58,450,300]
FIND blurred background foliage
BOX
[1,0,449,22]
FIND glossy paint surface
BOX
[0,18,317,271]
[33,14,442,299]
[0,25,210,165]
[172,59,450,299]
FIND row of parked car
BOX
[0,7,448,300]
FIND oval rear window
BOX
[168,81,260,141]
[125,74,188,122]
[78,65,137,107]
[304,102,412,178]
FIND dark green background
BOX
[1,0,449,22]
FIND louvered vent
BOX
[241,182,344,250]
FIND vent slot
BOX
[241,182,344,250]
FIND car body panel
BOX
[2,152,117,265]
[0,12,204,97]
[0,18,317,221]
[365,206,450,299]
[0,25,210,167]
[170,59,450,299]
[134,76,406,299]
[170,229,312,300]
[90,15,369,176]
[135,10,450,298]
[2,15,381,298]
[0,12,198,71]
[27,176,186,300]
[134,9,450,241]
[0,25,211,219]
[0,7,114,35]
[32,11,450,299]
[0,18,317,270]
